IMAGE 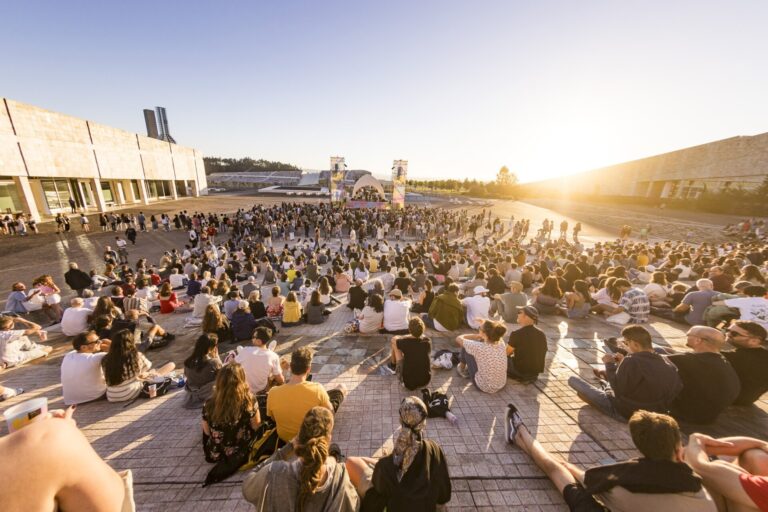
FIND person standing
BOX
[68,197,76,213]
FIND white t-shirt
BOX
[383,299,411,332]
[724,297,768,328]
[169,273,188,288]
[236,346,282,393]
[61,351,107,405]
[193,294,221,318]
[462,295,491,329]
[61,307,93,337]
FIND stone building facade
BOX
[519,132,768,199]
[0,97,207,221]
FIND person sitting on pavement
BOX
[424,283,463,332]
[61,330,110,405]
[183,333,222,409]
[222,290,243,320]
[674,278,719,326]
[5,282,42,315]
[281,291,303,327]
[231,300,258,342]
[202,363,261,463]
[0,315,51,368]
[506,306,548,382]
[505,407,718,511]
[101,329,175,403]
[685,432,768,512]
[455,319,508,394]
[722,321,768,406]
[491,280,528,323]
[157,282,191,314]
[347,279,368,311]
[186,272,203,298]
[461,285,491,330]
[382,289,412,334]
[664,326,741,424]
[385,317,432,390]
[601,279,651,325]
[235,326,283,395]
[267,347,347,443]
[266,286,286,320]
[305,290,330,325]
[568,325,682,421]
[242,406,359,511]
[346,396,451,511]
[168,268,188,290]
[713,285,768,331]
[193,286,222,319]
[60,297,93,337]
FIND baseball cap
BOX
[473,285,490,294]
[517,305,539,322]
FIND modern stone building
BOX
[0,97,207,221]
[519,132,768,199]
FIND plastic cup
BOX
[39,330,48,342]
[148,384,157,398]
[4,397,48,433]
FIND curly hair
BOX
[295,407,334,511]
[204,363,255,426]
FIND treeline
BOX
[203,157,302,175]
[407,167,519,199]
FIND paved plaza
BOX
[1,197,766,511]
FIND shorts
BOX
[562,483,608,512]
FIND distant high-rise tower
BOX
[155,107,176,144]
[143,109,159,139]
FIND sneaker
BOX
[505,403,525,445]
[267,340,277,352]
[381,364,396,375]
[456,364,470,379]
[0,387,23,402]
[163,333,176,341]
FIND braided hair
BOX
[295,407,334,511]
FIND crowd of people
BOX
[1,200,767,511]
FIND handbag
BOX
[45,293,62,305]
[140,377,173,398]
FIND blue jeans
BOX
[459,348,480,389]
[567,376,625,421]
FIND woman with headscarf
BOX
[347,396,451,511]
[242,406,358,511]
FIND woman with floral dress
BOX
[201,363,261,463]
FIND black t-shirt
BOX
[723,347,768,405]
[668,352,741,423]
[397,336,432,390]
[394,277,413,294]
[507,325,547,377]
[487,275,506,296]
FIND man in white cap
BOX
[242,275,259,299]
[382,288,412,334]
[462,285,491,329]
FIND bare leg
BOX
[514,425,580,492]
[346,456,378,496]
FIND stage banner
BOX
[347,200,390,210]
[391,160,407,209]
[330,156,346,205]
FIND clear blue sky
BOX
[3,1,767,182]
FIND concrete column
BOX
[123,180,137,203]
[171,180,178,200]
[115,181,127,204]
[137,179,150,205]
[89,178,107,212]
[191,179,200,197]
[13,176,41,222]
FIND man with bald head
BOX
[674,278,718,326]
[667,326,740,424]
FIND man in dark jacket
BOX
[568,325,682,421]
[64,262,92,297]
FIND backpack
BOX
[421,388,451,418]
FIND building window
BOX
[40,178,73,211]
[101,182,115,204]
[146,180,172,199]
[0,180,23,214]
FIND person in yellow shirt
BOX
[281,292,303,327]
[266,347,347,442]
